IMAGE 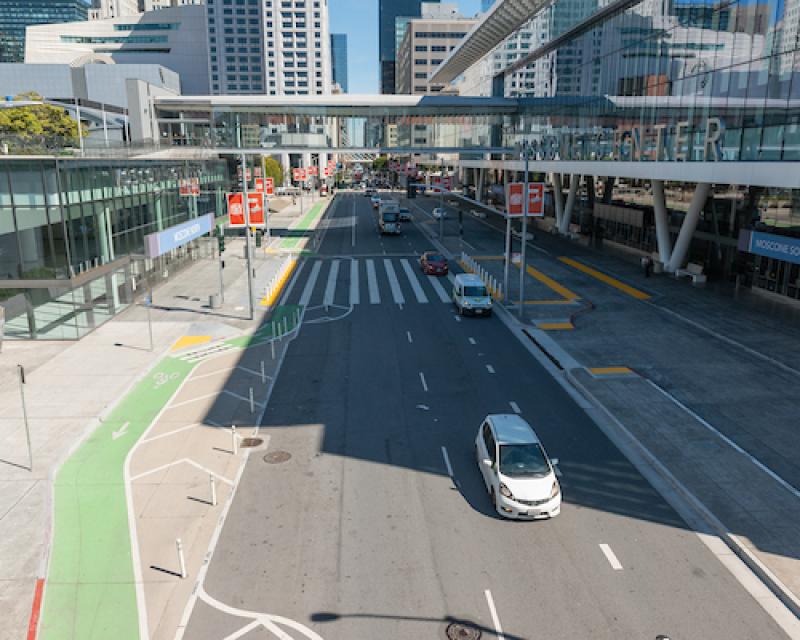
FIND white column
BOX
[477,168,485,203]
[281,152,291,186]
[558,175,579,235]
[652,180,672,265]
[665,182,711,272]
[552,173,564,229]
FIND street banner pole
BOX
[18,365,32,471]
[241,153,255,321]
[519,143,530,318]
[503,154,511,302]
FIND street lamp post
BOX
[439,158,445,240]
[518,141,531,318]
[17,365,32,471]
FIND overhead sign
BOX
[506,182,545,217]
[247,193,266,228]
[145,213,214,258]
[227,192,246,228]
[739,230,800,265]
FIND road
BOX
[182,192,790,639]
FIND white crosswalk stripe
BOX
[299,261,322,306]
[383,259,405,305]
[400,259,428,304]
[324,259,340,307]
[366,259,380,304]
[428,274,451,303]
[350,259,360,305]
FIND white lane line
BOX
[366,259,380,304]
[384,259,406,305]
[323,259,340,307]
[486,365,496,374]
[428,274,451,303]
[222,621,261,640]
[407,331,413,344]
[299,260,322,306]
[599,543,623,570]
[419,372,428,392]
[455,315,462,323]
[509,401,521,414]
[441,446,454,477]
[350,259,360,305]
[400,258,429,303]
[351,198,357,247]
[141,423,198,443]
[279,259,304,303]
[484,590,505,640]
[468,337,477,345]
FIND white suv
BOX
[475,414,561,520]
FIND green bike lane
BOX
[278,200,329,250]
[37,306,300,640]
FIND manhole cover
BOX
[445,622,481,640]
[240,437,264,448]
[263,450,292,464]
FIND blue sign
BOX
[739,230,800,265]
[145,213,214,258]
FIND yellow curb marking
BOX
[260,257,298,307]
[524,264,580,301]
[589,367,634,375]
[559,257,651,300]
[537,322,574,330]
[171,335,212,352]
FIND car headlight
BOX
[549,480,561,500]
[499,482,513,499]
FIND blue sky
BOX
[329,0,482,94]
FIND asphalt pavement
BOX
[182,193,791,640]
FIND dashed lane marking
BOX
[509,401,521,414]
[599,543,624,570]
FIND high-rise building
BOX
[0,0,89,62]
[330,32,348,92]
[379,0,439,94]
[206,0,331,96]
[141,0,204,10]
[90,0,139,19]
[395,3,476,95]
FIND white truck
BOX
[378,199,401,235]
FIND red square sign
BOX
[247,193,266,228]
[227,193,246,228]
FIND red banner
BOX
[308,166,318,176]
[506,182,545,217]
[254,178,265,193]
[247,193,266,228]
[264,177,274,196]
[227,193,246,228]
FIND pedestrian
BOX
[643,255,653,278]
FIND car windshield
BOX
[383,213,398,221]
[464,286,488,297]
[499,443,550,477]
[427,254,445,262]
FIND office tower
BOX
[0,0,89,62]
[90,0,139,19]
[206,0,331,96]
[396,3,476,94]
[141,0,204,10]
[379,0,439,94]
[330,32,348,92]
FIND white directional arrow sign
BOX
[112,421,130,441]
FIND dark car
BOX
[420,251,449,276]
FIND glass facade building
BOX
[330,32,348,92]
[0,158,229,339]
[0,0,89,63]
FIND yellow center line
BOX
[559,257,651,300]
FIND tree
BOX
[0,92,81,141]
[373,156,388,171]
[262,156,284,186]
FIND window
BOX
[482,424,496,463]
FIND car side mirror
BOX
[550,457,559,466]
[482,458,492,468]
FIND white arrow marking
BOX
[112,421,130,440]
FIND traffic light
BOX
[255,230,263,248]
[217,231,225,253]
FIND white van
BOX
[452,273,492,316]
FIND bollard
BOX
[271,338,275,360]
[283,317,288,335]
[249,387,255,414]
[176,538,187,579]
[231,425,238,455]
[260,360,266,384]
[210,474,217,506]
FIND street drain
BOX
[240,437,264,448]
[263,450,292,464]
[445,621,481,640]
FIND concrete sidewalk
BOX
[0,210,328,639]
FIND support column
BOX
[281,152,291,187]
[666,182,711,272]
[652,180,672,265]
[477,168,485,203]
[553,173,564,229]
[559,175,579,235]
[602,176,615,204]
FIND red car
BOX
[420,251,449,276]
